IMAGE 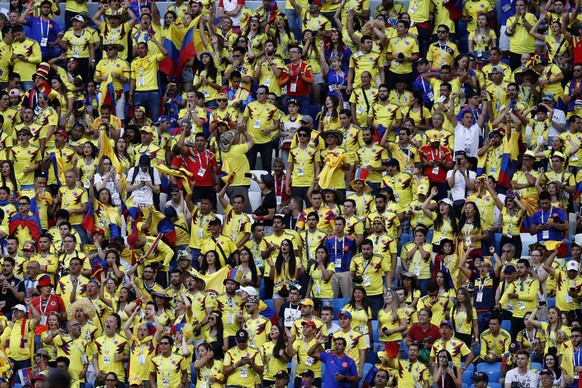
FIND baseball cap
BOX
[246,295,260,305]
[509,341,521,352]
[9,89,20,97]
[542,93,555,101]
[128,376,141,386]
[523,150,536,159]
[540,368,554,376]
[440,320,453,329]
[140,126,154,134]
[56,129,68,138]
[239,286,257,296]
[309,0,323,6]
[416,57,429,65]
[301,320,317,329]
[274,370,289,380]
[339,311,352,319]
[236,329,249,342]
[300,115,313,124]
[439,198,453,207]
[35,349,50,358]
[567,260,579,271]
[482,258,493,267]
[299,298,314,307]
[287,98,299,106]
[301,370,315,377]
[127,233,139,249]
[71,14,84,22]
[503,265,517,274]
[489,64,504,73]
[153,115,170,126]
[12,304,27,312]
[139,154,151,167]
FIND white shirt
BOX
[446,169,476,201]
[127,167,161,206]
[454,123,480,158]
[504,368,539,387]
[549,108,566,138]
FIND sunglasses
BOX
[217,99,227,102]
[159,342,170,345]
[298,133,308,137]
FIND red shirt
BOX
[406,322,442,346]
[31,294,66,334]
[572,36,582,64]
[419,145,453,183]
[171,149,217,188]
[273,173,290,205]
[281,61,313,97]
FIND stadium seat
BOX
[501,320,511,333]
[371,320,379,343]
[476,362,502,384]
[249,191,262,212]
[258,279,266,300]
[530,362,543,371]
[360,363,375,388]
[250,170,269,193]
[489,383,502,388]
[547,297,556,308]
[462,366,474,386]
[333,298,351,317]
[264,299,275,313]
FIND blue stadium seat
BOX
[371,320,379,343]
[258,279,266,300]
[547,297,556,308]
[365,350,378,365]
[501,320,511,333]
[360,363,375,388]
[462,366,474,386]
[333,298,351,317]
[264,299,275,313]
[530,362,543,371]
[489,383,503,388]
[476,362,502,384]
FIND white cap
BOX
[12,304,27,312]
[567,261,579,271]
[239,286,257,296]
[439,198,453,207]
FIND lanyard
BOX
[102,335,117,356]
[39,295,52,317]
[195,150,208,169]
[274,175,285,196]
[542,207,553,223]
[39,19,49,39]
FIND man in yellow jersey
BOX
[349,71,377,127]
[47,320,90,387]
[350,239,391,314]
[429,320,474,370]
[241,84,280,170]
[368,84,402,143]
[11,127,41,194]
[499,258,539,340]
[92,314,128,384]
[200,218,238,267]
[94,41,131,120]
[368,216,397,278]
[55,257,90,307]
[10,25,42,90]
[347,36,382,94]
[55,169,88,245]
[149,335,188,388]
[43,130,77,190]
[543,251,582,314]
[320,130,352,200]
[242,295,272,349]
[386,20,420,88]
[253,39,285,99]
[286,127,322,204]
[476,315,511,363]
[427,25,459,69]
[221,127,254,214]
[0,29,12,89]
[382,159,413,212]
[286,322,322,387]
[216,278,244,346]
[224,329,264,388]
[290,298,327,339]
[188,197,216,269]
[178,92,207,135]
[356,128,388,195]
[332,311,367,378]
[35,92,58,156]
[297,190,336,233]
[92,5,137,61]
[3,303,39,381]
[129,37,168,121]
[218,185,252,249]
[505,0,537,68]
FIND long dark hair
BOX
[1,160,17,191]
[347,286,370,312]
[275,239,297,278]
[459,201,482,230]
[271,323,288,359]
[209,311,225,346]
[543,351,561,379]
[434,201,459,235]
[200,250,222,274]
[309,246,330,274]
[435,270,451,292]
[455,287,474,324]
[239,247,259,288]
[198,52,218,80]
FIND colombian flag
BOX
[102,81,117,117]
[159,17,205,77]
[97,130,127,197]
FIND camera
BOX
[353,276,363,284]
[398,53,405,59]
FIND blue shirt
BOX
[413,74,434,105]
[25,16,61,58]
[319,352,358,388]
[324,235,357,273]
[525,207,568,242]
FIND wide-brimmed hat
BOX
[514,66,540,85]
[322,129,343,145]
[103,39,124,51]
[219,130,238,152]
[322,187,342,202]
[197,50,215,61]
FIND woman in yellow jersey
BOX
[205,310,229,352]
[194,342,224,388]
[50,77,74,125]
[153,291,175,328]
[469,13,497,62]
[404,91,431,132]
[435,270,456,304]
[76,142,98,189]
[0,160,18,195]
[458,201,488,258]
[260,324,290,386]
[322,188,343,217]
[317,95,342,132]
[302,30,323,105]
[528,306,571,355]
[529,16,572,66]
[234,248,261,289]
[279,99,302,164]
[102,277,120,302]
[243,16,267,56]
[400,272,421,308]
[452,54,479,92]
[89,186,122,240]
[114,137,133,175]
[39,312,61,359]
[377,289,407,352]
[200,250,226,275]
[429,113,454,149]
[536,180,569,211]
[269,239,304,314]
[307,246,335,309]
[449,287,478,348]
[433,240,462,290]
[100,283,133,327]
[193,51,222,109]
[427,195,458,251]
[516,311,545,362]
[403,228,433,291]
[341,286,373,348]
[498,193,526,259]
[266,14,296,61]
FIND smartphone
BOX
[448,361,454,369]
[437,95,447,103]
[244,173,253,178]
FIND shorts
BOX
[182,66,193,83]
[313,72,324,84]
